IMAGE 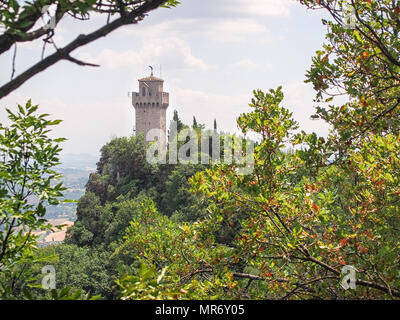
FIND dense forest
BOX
[2,0,400,300]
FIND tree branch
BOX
[281,275,338,300]
[0,0,167,99]
[65,55,100,67]
[0,0,61,55]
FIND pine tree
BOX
[172,110,184,132]
[193,116,198,129]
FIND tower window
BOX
[142,87,146,96]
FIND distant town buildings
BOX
[33,219,74,246]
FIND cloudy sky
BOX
[0,0,331,157]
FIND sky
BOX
[0,0,332,157]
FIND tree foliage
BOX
[0,100,67,297]
[117,0,400,299]
[5,0,400,301]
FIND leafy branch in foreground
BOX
[0,100,67,298]
[116,86,400,300]
[0,0,180,99]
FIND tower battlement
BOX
[131,73,169,143]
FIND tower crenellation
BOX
[132,71,169,143]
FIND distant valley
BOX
[40,153,98,244]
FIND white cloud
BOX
[78,37,209,71]
[170,82,332,139]
[170,87,250,134]
[233,59,258,69]
[226,0,295,17]
[118,18,272,43]
[283,81,330,136]
[0,0,328,157]
[204,19,272,43]
[0,92,134,156]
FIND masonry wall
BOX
[132,79,169,143]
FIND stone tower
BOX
[132,72,169,143]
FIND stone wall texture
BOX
[132,76,169,144]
